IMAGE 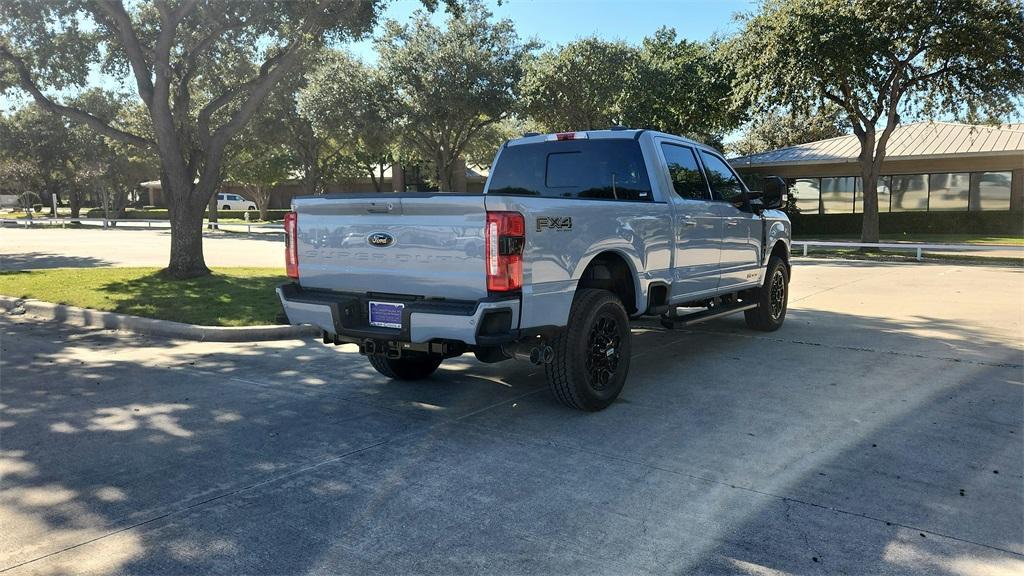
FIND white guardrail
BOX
[792,240,1023,261]
[0,217,283,234]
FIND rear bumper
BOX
[276,283,521,346]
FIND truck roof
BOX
[505,128,709,150]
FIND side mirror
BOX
[761,176,787,210]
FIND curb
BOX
[0,296,319,342]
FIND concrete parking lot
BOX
[0,227,283,270]
[2,256,1023,574]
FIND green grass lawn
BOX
[794,233,1024,245]
[0,267,287,326]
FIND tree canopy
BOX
[729,0,1024,241]
[299,50,399,192]
[731,107,847,157]
[0,0,453,277]
[620,28,745,145]
[376,3,534,190]
[521,38,637,132]
[0,90,154,218]
[521,30,745,145]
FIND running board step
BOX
[660,302,758,329]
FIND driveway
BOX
[1,261,1022,574]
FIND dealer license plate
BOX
[368,301,404,329]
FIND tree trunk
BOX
[453,157,467,193]
[68,191,81,221]
[857,128,881,244]
[46,182,59,216]
[164,177,211,279]
[113,189,128,219]
[392,161,405,192]
[304,156,321,195]
[257,186,268,221]
[859,159,881,243]
[368,167,381,192]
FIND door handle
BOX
[681,217,697,228]
[726,219,739,227]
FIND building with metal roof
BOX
[730,122,1023,216]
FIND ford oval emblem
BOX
[367,232,395,247]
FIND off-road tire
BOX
[368,354,443,380]
[545,288,632,411]
[744,256,789,331]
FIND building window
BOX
[928,173,970,211]
[971,172,1012,211]
[890,174,928,212]
[821,176,857,214]
[792,178,821,214]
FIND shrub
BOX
[790,210,1024,237]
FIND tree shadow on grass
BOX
[100,270,286,326]
[0,252,112,271]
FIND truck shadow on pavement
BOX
[0,308,1021,575]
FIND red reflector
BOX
[284,211,299,279]
[486,211,525,292]
[555,132,576,141]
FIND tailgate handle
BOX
[366,202,396,213]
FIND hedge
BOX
[85,208,289,221]
[789,210,1024,237]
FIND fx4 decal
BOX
[536,216,572,232]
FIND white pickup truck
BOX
[278,129,792,411]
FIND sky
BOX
[347,0,754,61]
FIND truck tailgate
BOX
[294,194,489,300]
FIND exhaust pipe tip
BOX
[541,345,554,364]
[528,345,554,365]
[528,347,542,365]
[502,342,554,365]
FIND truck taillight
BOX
[284,211,299,279]
[485,211,525,292]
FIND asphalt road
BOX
[2,260,1023,575]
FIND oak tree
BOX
[729,0,1024,242]
[376,3,532,191]
[1,0,453,277]
[731,106,847,157]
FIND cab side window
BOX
[698,150,745,203]
[661,143,709,200]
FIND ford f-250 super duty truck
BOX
[278,129,792,411]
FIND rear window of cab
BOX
[488,140,652,202]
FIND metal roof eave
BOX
[730,149,1024,169]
